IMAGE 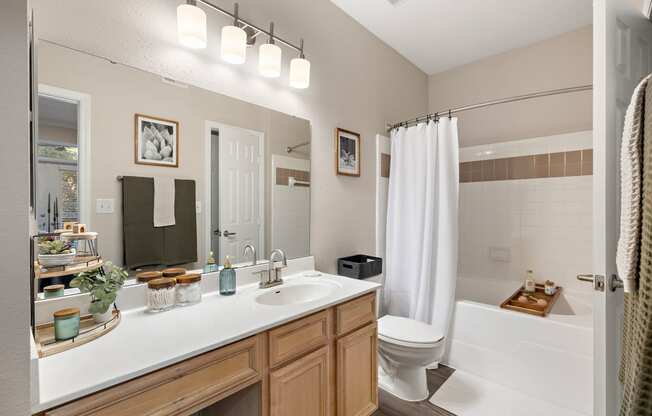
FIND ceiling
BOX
[330,0,593,75]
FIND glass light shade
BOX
[176,4,207,49]
[220,25,247,64]
[289,57,311,89]
[258,43,282,78]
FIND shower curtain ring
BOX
[448,109,452,119]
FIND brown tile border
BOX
[381,153,391,178]
[460,148,593,183]
[276,168,310,186]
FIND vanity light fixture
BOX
[220,3,247,64]
[176,0,207,49]
[258,22,282,78]
[178,1,310,88]
[289,39,310,89]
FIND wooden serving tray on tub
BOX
[500,284,562,317]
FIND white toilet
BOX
[377,315,445,402]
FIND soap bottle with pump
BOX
[524,269,536,293]
[204,251,217,273]
[219,256,236,296]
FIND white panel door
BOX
[218,125,262,265]
[593,2,652,415]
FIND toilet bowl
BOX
[377,315,445,402]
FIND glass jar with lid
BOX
[175,273,202,306]
[146,278,176,312]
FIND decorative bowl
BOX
[38,248,77,267]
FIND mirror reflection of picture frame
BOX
[134,114,179,167]
[335,128,360,177]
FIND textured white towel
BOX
[153,177,175,227]
[617,75,651,293]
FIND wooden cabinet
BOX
[44,334,265,416]
[269,346,331,416]
[40,292,378,416]
[336,323,378,416]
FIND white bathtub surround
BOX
[385,118,459,333]
[446,276,593,415]
[32,258,380,413]
[459,131,593,292]
[430,370,586,416]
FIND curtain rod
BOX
[386,84,593,132]
[286,141,310,153]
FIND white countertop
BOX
[34,271,380,413]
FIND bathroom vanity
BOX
[32,267,380,416]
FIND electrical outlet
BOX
[96,198,115,214]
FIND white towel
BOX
[153,177,175,227]
[617,75,651,293]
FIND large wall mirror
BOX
[34,41,311,298]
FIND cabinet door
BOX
[336,323,378,416]
[270,345,330,416]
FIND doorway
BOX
[205,122,264,265]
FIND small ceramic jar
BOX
[544,280,557,296]
[175,274,202,306]
[43,284,65,299]
[54,307,80,341]
[147,278,176,312]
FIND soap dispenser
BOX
[524,269,536,293]
[204,250,217,273]
[219,256,236,296]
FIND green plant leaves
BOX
[70,262,128,314]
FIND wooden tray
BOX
[500,284,561,317]
[34,309,120,357]
[35,256,103,279]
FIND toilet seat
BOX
[378,315,444,348]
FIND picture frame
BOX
[134,114,179,167]
[335,128,361,177]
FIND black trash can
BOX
[337,255,383,279]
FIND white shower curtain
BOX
[384,118,459,339]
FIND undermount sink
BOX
[255,281,341,306]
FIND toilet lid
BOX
[378,315,444,347]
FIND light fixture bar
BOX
[197,0,304,53]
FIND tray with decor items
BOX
[34,256,104,279]
[34,309,121,358]
[500,284,562,317]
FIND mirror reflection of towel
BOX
[122,176,197,269]
[154,177,175,227]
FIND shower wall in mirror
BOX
[35,41,311,296]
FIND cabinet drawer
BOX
[45,334,264,416]
[335,293,376,336]
[269,310,331,368]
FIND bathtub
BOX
[444,276,593,415]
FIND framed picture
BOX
[134,114,179,167]
[335,128,361,177]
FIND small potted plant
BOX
[70,262,128,323]
[37,237,76,267]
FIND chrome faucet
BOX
[243,244,257,267]
[256,248,287,289]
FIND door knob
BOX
[577,274,623,292]
[223,230,237,237]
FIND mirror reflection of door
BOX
[36,94,79,233]
[211,125,264,265]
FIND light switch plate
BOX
[96,198,115,214]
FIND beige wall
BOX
[428,26,592,147]
[0,0,31,414]
[39,42,310,268]
[32,0,429,273]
